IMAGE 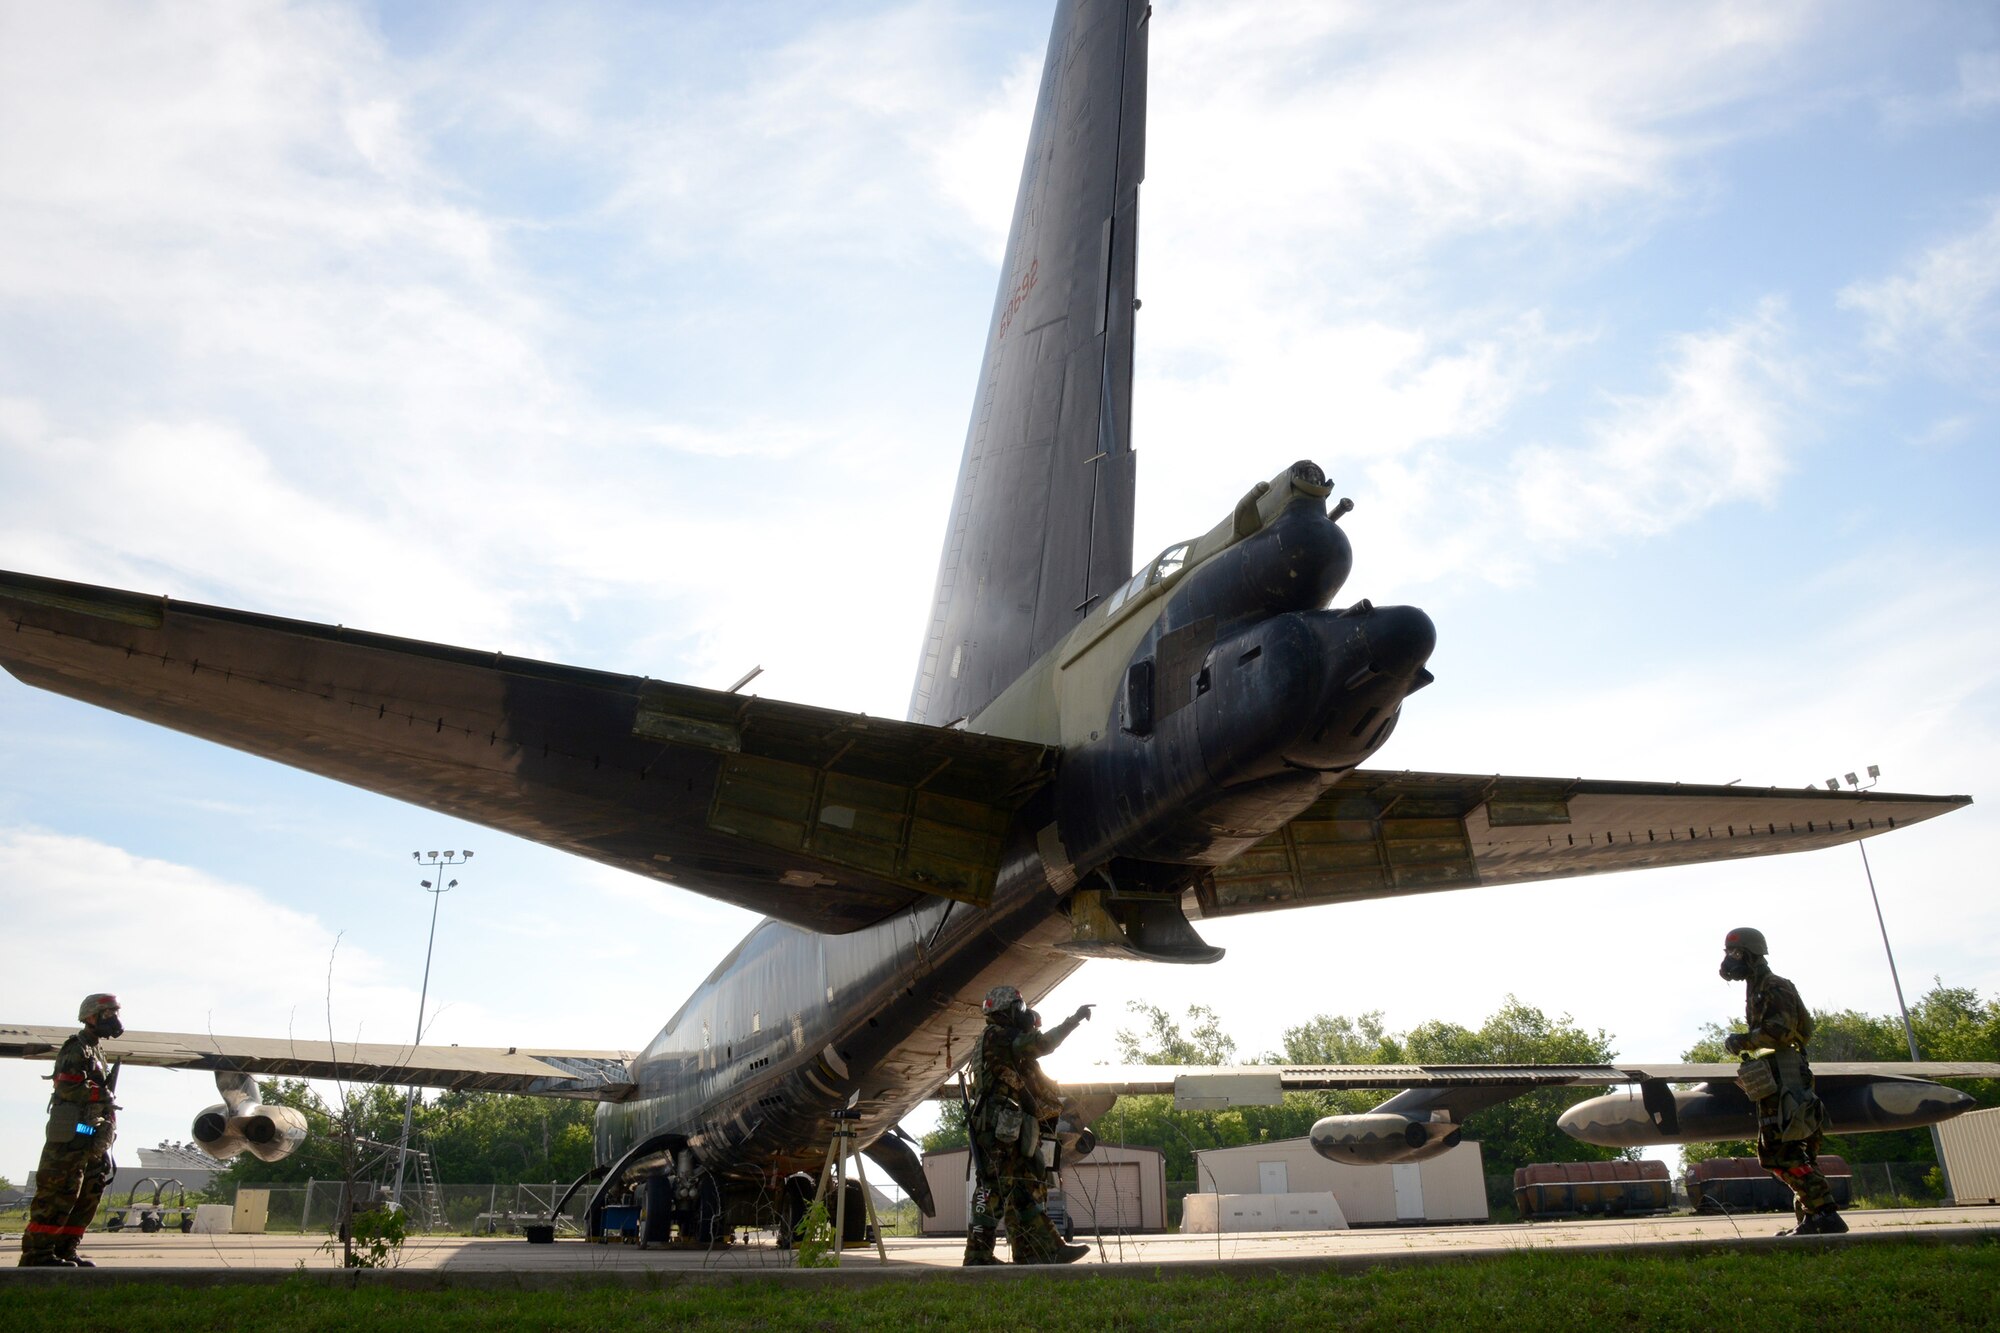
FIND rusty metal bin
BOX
[1685,1155,1851,1214]
[1514,1160,1672,1219]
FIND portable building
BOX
[919,1144,1168,1234]
[1192,1137,1487,1226]
[1937,1107,2000,1204]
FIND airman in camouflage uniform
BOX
[20,994,123,1267]
[1719,929,1845,1236]
[962,985,1092,1266]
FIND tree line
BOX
[211,1081,595,1193]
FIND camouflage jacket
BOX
[972,1012,1083,1118]
[1743,970,1814,1052]
[50,1032,115,1124]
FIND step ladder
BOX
[412,1148,447,1232]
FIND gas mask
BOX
[1718,950,1749,982]
[95,1014,125,1039]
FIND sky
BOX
[2,0,1997,1184]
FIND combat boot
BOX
[55,1250,94,1267]
[18,1253,71,1267]
[961,1226,1003,1267]
[1792,1208,1848,1236]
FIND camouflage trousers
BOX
[968,1142,1066,1263]
[1755,1110,1833,1217]
[19,1134,111,1262]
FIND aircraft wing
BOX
[1034,1060,1999,1157]
[1194,769,1971,920]
[0,1024,639,1101]
[1046,1060,2000,1105]
[0,570,1056,933]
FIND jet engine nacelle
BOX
[1308,1112,1461,1166]
[190,1071,309,1163]
[1558,1076,1975,1149]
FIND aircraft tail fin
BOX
[908,0,1148,727]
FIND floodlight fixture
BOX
[1833,759,1948,1192]
[396,846,472,1209]
[1824,778,1839,791]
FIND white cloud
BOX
[1908,413,1975,450]
[1506,299,1798,553]
[1881,48,2000,126]
[1135,300,1798,593]
[599,4,1033,266]
[1141,0,1817,316]
[1839,204,2000,379]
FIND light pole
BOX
[393,849,472,1211]
[1827,766,1951,1199]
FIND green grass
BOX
[2,1240,1997,1331]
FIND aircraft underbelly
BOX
[595,841,1086,1179]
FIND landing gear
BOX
[775,1173,814,1251]
[838,1177,871,1245]
[689,1173,727,1245]
[639,1168,730,1246]
[772,1172,870,1247]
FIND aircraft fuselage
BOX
[595,463,1439,1221]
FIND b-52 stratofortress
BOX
[1,0,1988,1243]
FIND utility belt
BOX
[45,1101,116,1148]
[982,1094,1042,1158]
[1736,1047,1824,1143]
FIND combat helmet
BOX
[78,993,120,1023]
[1723,927,1768,957]
[982,985,1024,1023]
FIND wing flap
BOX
[0,1025,637,1100]
[1197,770,1970,919]
[0,570,1054,932]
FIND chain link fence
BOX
[214,1181,574,1235]
[1846,1160,1944,1206]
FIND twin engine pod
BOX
[190,1070,309,1163]
[1308,1112,1461,1166]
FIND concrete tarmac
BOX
[4,1205,1996,1284]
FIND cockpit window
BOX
[1106,567,1147,615]
[1105,541,1195,616]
